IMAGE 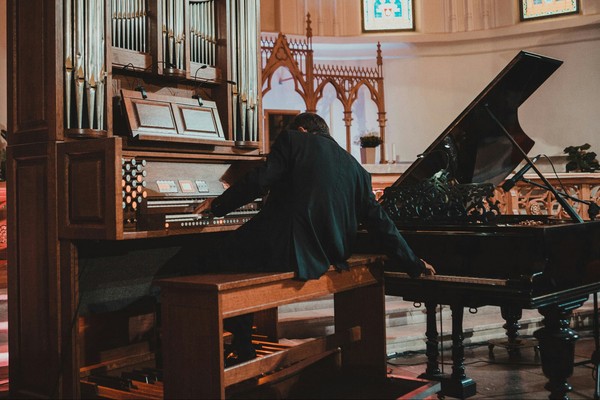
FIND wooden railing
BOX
[371,172,600,220]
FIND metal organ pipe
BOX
[158,0,186,72]
[65,0,107,131]
[110,1,147,52]
[189,0,216,66]
[96,0,106,130]
[229,1,239,140]
[230,0,259,144]
[65,0,73,128]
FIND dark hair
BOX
[288,112,330,136]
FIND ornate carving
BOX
[380,170,500,224]
[261,15,387,160]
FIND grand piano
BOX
[362,51,600,399]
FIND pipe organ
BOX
[7,0,262,397]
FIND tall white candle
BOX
[392,143,397,162]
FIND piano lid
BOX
[390,51,563,189]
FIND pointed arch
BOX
[261,14,388,161]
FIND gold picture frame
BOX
[361,0,415,32]
[520,0,579,21]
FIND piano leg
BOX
[419,303,476,399]
[439,304,477,399]
[420,302,442,378]
[534,302,584,400]
[501,306,523,358]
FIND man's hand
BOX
[421,259,436,276]
[194,197,215,215]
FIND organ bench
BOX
[156,254,390,399]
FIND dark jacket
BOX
[211,129,425,280]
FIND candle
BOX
[392,144,397,162]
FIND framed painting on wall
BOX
[520,0,579,21]
[361,0,415,32]
[264,109,300,151]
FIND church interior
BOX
[1,0,600,398]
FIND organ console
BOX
[359,51,600,399]
[7,0,263,398]
[59,88,264,240]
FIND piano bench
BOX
[156,254,387,399]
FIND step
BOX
[277,297,598,354]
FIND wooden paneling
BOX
[7,142,62,397]
[8,0,61,145]
[58,137,121,240]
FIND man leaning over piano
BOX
[194,112,435,366]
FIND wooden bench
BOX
[156,254,387,399]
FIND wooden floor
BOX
[388,334,598,399]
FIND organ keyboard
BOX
[122,157,261,234]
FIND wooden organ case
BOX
[7,0,262,397]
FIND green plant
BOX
[356,131,383,148]
[564,143,600,172]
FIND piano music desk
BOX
[156,254,388,399]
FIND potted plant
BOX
[564,143,600,173]
[356,130,383,164]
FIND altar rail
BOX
[372,172,600,220]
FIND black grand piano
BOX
[364,51,600,399]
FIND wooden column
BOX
[7,1,81,397]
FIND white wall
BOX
[382,27,600,161]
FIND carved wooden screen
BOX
[261,14,388,161]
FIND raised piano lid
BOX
[387,51,563,190]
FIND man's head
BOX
[288,113,330,136]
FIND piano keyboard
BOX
[384,271,508,286]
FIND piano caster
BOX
[487,338,540,363]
